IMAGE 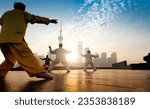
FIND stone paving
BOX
[0,70,150,92]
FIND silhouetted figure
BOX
[143,53,150,64]
[81,50,99,71]
[40,55,52,70]
[48,44,71,73]
[0,2,58,80]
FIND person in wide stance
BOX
[40,55,52,70]
[81,50,99,71]
[48,44,71,73]
[0,2,57,80]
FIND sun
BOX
[66,53,77,63]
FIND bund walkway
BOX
[0,70,150,92]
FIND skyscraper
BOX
[111,52,117,64]
[107,57,112,67]
[77,42,83,64]
[101,52,108,67]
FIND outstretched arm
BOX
[80,53,86,57]
[49,46,55,54]
[92,54,99,58]
[40,58,44,60]
[66,50,72,54]
[49,58,53,62]
[24,12,58,25]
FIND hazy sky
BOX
[0,0,150,64]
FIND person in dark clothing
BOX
[40,55,52,70]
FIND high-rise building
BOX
[107,57,112,67]
[101,52,108,67]
[77,42,83,64]
[111,52,117,64]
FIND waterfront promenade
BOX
[0,70,150,92]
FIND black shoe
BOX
[36,72,53,80]
[66,70,70,73]
[84,70,87,72]
[0,75,5,80]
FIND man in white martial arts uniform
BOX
[81,50,99,71]
[48,44,71,73]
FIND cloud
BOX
[77,0,128,25]
[63,0,150,63]
[73,0,150,38]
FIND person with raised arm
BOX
[48,44,71,73]
[81,50,99,71]
[40,55,52,70]
[0,2,57,80]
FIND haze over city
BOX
[1,0,150,95]
[0,0,150,64]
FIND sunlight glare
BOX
[66,53,77,63]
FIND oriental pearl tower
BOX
[58,21,63,44]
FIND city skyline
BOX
[0,0,150,64]
[40,46,118,68]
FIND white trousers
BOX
[48,58,70,71]
[84,61,96,70]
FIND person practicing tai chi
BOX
[40,55,52,70]
[81,50,99,71]
[48,44,71,73]
[0,2,57,80]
